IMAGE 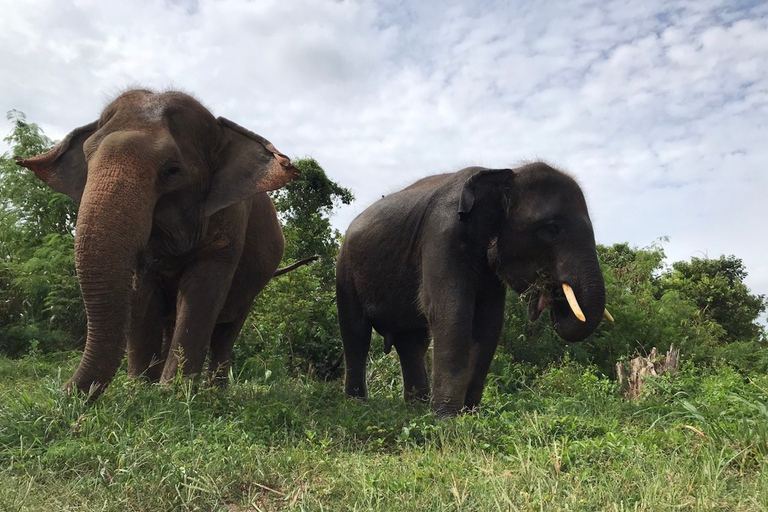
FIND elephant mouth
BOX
[526,283,562,322]
[525,282,585,322]
[527,286,548,322]
[526,281,613,333]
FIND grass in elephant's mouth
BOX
[0,352,766,511]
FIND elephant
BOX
[336,163,609,418]
[15,88,298,397]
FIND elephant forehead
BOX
[102,90,216,138]
[137,95,167,123]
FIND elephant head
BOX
[458,163,607,342]
[15,89,297,395]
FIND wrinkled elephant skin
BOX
[336,163,606,418]
[15,89,298,397]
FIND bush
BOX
[2,112,766,383]
[1,112,83,357]
[233,158,352,379]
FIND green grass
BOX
[1,353,767,511]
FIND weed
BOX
[1,355,766,510]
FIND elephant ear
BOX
[14,121,98,204]
[206,117,299,217]
[457,168,513,221]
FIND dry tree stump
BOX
[616,345,680,400]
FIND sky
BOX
[1,0,767,310]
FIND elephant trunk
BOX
[551,250,606,343]
[66,144,157,396]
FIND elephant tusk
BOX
[561,283,586,322]
[603,309,614,323]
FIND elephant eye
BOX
[537,220,562,241]
[160,164,183,181]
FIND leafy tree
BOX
[236,158,353,378]
[658,255,766,343]
[589,242,723,371]
[1,111,84,356]
[496,242,724,376]
[273,157,353,263]
[1,111,77,239]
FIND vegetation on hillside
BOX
[2,111,768,510]
[1,111,766,374]
[1,352,767,510]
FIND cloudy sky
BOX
[1,0,767,308]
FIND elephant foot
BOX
[403,387,430,404]
[344,385,368,400]
[63,376,108,401]
[431,399,462,419]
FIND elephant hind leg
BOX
[342,326,372,399]
[208,316,249,386]
[392,328,431,403]
[127,323,165,382]
[338,295,372,399]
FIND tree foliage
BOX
[236,158,353,378]
[1,111,84,356]
[273,157,354,263]
[2,112,766,379]
[658,255,766,343]
[1,111,78,239]
[497,241,768,376]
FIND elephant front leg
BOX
[127,274,167,382]
[161,258,238,383]
[463,288,506,410]
[428,306,475,418]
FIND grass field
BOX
[1,352,767,511]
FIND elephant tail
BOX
[273,255,320,277]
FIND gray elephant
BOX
[336,163,609,418]
[15,89,297,397]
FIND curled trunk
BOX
[551,252,606,342]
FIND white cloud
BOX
[1,0,767,307]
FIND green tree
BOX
[1,111,77,239]
[236,158,353,378]
[1,111,85,356]
[589,242,723,371]
[658,255,767,343]
[496,242,725,377]
[273,157,353,262]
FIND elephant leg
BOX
[338,290,372,399]
[392,328,431,403]
[208,316,249,386]
[127,275,167,382]
[161,259,238,382]
[464,288,506,410]
[208,243,278,386]
[428,301,475,418]
[160,316,175,364]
